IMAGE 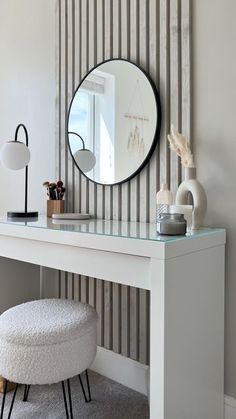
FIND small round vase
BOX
[175,167,207,230]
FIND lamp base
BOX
[7,211,38,219]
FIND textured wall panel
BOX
[55,0,191,365]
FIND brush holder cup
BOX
[47,200,65,218]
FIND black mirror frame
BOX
[67,58,162,186]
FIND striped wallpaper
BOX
[55,0,191,365]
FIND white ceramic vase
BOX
[175,167,207,230]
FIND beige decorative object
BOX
[47,200,65,218]
[127,124,145,158]
[176,167,207,230]
[168,125,207,229]
[156,183,173,222]
[168,124,194,168]
[169,204,193,231]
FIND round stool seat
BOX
[0,299,98,385]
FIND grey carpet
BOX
[0,371,149,418]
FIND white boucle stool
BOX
[0,299,98,419]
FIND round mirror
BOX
[67,59,161,185]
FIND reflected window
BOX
[92,71,115,183]
[69,72,115,183]
[69,91,93,154]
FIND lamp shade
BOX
[0,141,30,170]
[74,149,96,173]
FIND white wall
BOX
[0,258,39,314]
[0,0,56,214]
[193,0,236,398]
[0,0,56,309]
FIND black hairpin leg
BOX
[67,380,73,419]
[0,379,8,419]
[7,383,18,419]
[61,380,73,419]
[78,370,91,403]
[85,370,91,402]
[0,381,19,419]
[62,381,69,419]
[23,385,30,402]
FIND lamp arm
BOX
[68,131,85,149]
[14,124,29,213]
[14,124,29,147]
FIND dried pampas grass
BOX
[168,124,195,168]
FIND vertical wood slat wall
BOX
[55,0,191,365]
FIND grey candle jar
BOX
[157,213,187,236]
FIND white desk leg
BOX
[149,258,165,419]
[150,247,224,419]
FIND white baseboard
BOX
[225,396,236,419]
[90,346,148,395]
[91,347,236,418]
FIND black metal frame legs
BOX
[23,385,30,402]
[0,380,19,419]
[61,379,74,419]
[78,370,91,403]
[0,370,92,419]
[61,370,92,419]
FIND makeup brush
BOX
[43,180,66,200]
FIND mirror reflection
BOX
[68,59,160,185]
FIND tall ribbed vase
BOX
[176,167,207,230]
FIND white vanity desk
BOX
[0,217,225,419]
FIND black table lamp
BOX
[0,124,38,219]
